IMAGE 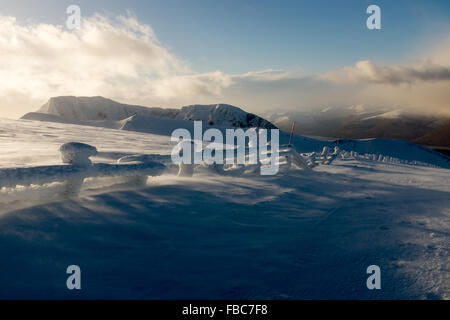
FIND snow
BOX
[22,112,124,130]
[25,96,276,129]
[21,97,449,168]
[0,115,449,299]
[362,109,403,120]
[334,138,449,168]
[59,142,98,165]
[36,96,168,121]
[119,114,196,136]
[173,104,276,128]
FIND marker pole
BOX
[288,121,295,147]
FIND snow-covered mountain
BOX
[23,96,276,129]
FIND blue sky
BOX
[0,0,449,118]
[1,0,450,74]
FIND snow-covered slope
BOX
[24,96,276,129]
[35,96,177,121]
[21,112,124,129]
[119,114,195,136]
[0,117,449,299]
[18,116,450,169]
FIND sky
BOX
[0,0,450,118]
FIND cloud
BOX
[152,71,233,99]
[0,13,449,119]
[234,69,292,82]
[321,60,450,85]
[0,13,232,117]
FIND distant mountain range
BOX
[264,106,450,151]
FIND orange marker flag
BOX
[288,121,295,146]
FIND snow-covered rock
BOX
[59,142,97,166]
